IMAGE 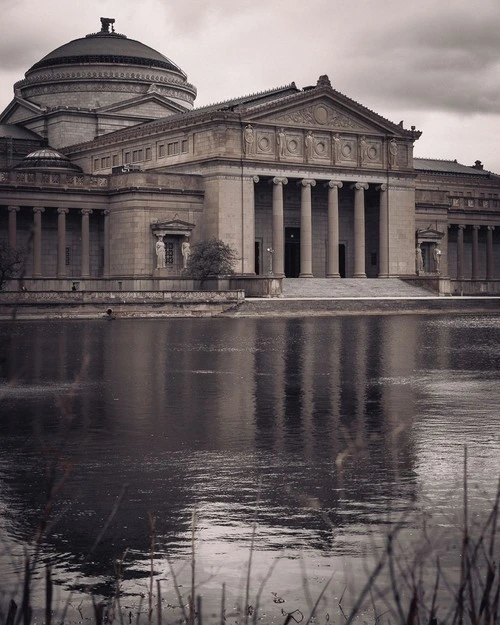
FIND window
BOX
[166,242,174,264]
[65,247,71,266]
[132,150,138,162]
[101,157,106,168]
[181,139,188,153]
[106,156,111,168]
[158,144,165,157]
[145,147,152,160]
[112,154,118,167]
[167,142,179,156]
[124,152,130,164]
[94,159,99,170]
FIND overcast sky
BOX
[2,0,500,172]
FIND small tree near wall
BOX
[0,243,24,291]
[185,238,238,281]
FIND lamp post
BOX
[266,247,275,275]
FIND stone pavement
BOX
[281,278,434,298]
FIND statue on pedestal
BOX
[416,245,424,273]
[156,237,166,269]
[243,125,254,155]
[433,246,442,272]
[182,238,191,268]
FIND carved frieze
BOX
[255,130,275,155]
[267,103,371,131]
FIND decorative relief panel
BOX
[312,134,330,160]
[285,132,303,158]
[338,137,357,164]
[255,131,275,155]
[267,103,372,131]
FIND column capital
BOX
[352,182,369,191]
[57,208,69,215]
[298,178,316,187]
[33,207,45,214]
[326,180,343,189]
[487,225,495,231]
[271,176,288,185]
[103,209,111,216]
[377,183,388,192]
[458,224,466,230]
[252,175,260,184]
[8,206,20,213]
[81,208,93,216]
[472,224,481,230]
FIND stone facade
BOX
[1,21,500,293]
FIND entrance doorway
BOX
[285,228,300,277]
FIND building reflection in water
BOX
[1,314,498,603]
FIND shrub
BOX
[0,243,24,291]
[185,238,238,281]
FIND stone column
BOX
[377,184,389,277]
[457,224,465,280]
[486,226,495,279]
[81,209,93,278]
[103,210,111,277]
[32,207,45,278]
[8,206,20,249]
[299,179,316,277]
[57,208,69,278]
[352,182,369,278]
[471,225,480,280]
[326,181,342,277]
[271,177,287,276]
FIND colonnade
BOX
[7,205,109,278]
[452,223,495,280]
[264,177,388,278]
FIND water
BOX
[0,315,499,621]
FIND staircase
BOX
[281,278,434,298]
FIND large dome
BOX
[13,18,197,112]
[27,25,186,78]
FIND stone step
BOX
[281,278,434,298]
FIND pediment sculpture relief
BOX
[267,103,372,131]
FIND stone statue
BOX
[181,239,191,268]
[416,245,424,272]
[359,136,367,165]
[156,238,166,269]
[433,246,442,272]
[389,139,398,168]
[333,133,341,164]
[277,128,286,158]
[243,124,254,155]
[305,131,314,161]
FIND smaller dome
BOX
[14,148,83,172]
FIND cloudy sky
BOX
[1,0,500,172]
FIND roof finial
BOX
[100,17,115,33]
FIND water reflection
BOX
[0,315,499,611]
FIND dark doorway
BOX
[285,228,300,277]
[339,244,346,278]
[255,241,261,275]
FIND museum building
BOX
[1,18,499,294]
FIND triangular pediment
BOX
[151,217,195,236]
[243,88,412,137]
[0,98,43,125]
[98,94,186,117]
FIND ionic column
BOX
[8,206,20,249]
[81,209,93,278]
[457,224,465,280]
[271,177,287,276]
[57,208,69,278]
[103,210,111,277]
[486,226,495,279]
[352,182,369,278]
[377,184,389,277]
[32,207,45,278]
[326,181,342,277]
[299,179,316,277]
[471,225,480,280]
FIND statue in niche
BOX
[243,125,254,155]
[182,238,191,268]
[305,131,314,162]
[389,139,398,168]
[156,238,166,269]
[277,128,286,159]
[359,136,367,165]
[332,133,341,164]
[433,246,442,272]
[415,245,424,273]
